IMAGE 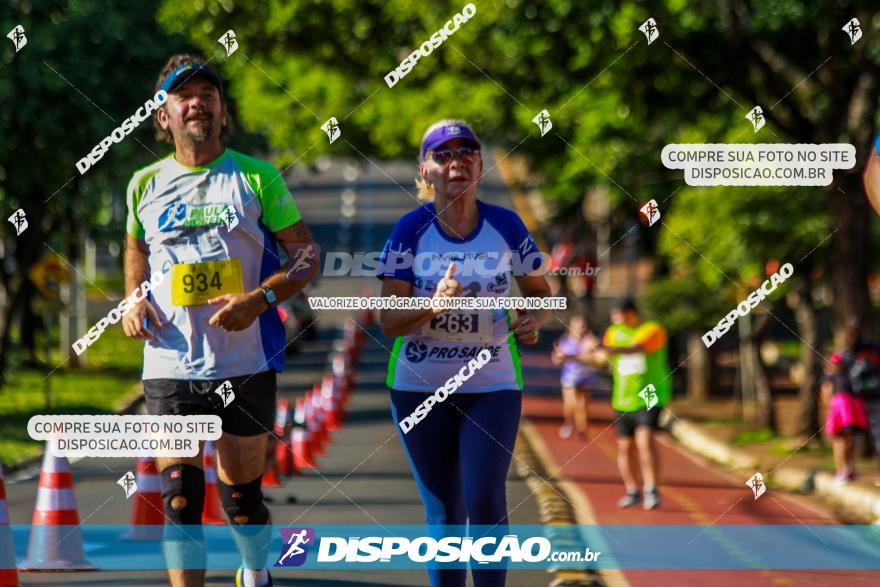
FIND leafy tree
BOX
[0,0,188,386]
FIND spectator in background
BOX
[551,315,600,440]
[836,320,880,486]
[822,348,868,485]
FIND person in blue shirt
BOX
[378,119,551,587]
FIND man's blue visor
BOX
[160,63,224,100]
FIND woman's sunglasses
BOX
[428,146,481,166]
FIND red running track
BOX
[520,351,880,587]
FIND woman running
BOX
[377,119,551,587]
[551,315,600,440]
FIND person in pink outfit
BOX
[822,350,869,484]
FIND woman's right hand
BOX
[431,262,462,315]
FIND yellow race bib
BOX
[171,258,244,306]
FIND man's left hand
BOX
[208,292,267,331]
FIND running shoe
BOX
[558,424,574,439]
[617,490,641,508]
[643,488,661,510]
[235,566,273,587]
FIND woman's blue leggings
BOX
[389,388,522,587]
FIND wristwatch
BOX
[260,286,277,308]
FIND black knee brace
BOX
[218,476,269,525]
[161,464,205,525]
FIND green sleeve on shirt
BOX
[125,161,164,240]
[229,150,302,232]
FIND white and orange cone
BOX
[292,397,317,469]
[0,462,20,585]
[274,399,296,477]
[20,443,95,571]
[122,457,164,541]
[321,375,342,432]
[202,442,226,525]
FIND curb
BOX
[664,407,880,524]
[517,419,620,587]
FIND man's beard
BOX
[183,118,215,144]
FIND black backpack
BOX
[850,344,880,397]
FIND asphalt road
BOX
[4,156,549,586]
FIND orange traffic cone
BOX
[308,386,328,454]
[333,352,354,392]
[274,399,296,477]
[321,375,342,431]
[334,373,351,410]
[202,442,226,524]
[292,426,316,470]
[360,286,376,328]
[261,463,283,489]
[0,463,19,586]
[261,399,287,489]
[342,321,360,362]
[293,397,317,469]
[122,457,164,541]
[20,443,95,571]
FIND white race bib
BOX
[422,310,492,343]
[617,353,647,376]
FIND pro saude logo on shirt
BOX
[76,90,167,175]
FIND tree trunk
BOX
[791,275,822,437]
[19,279,38,365]
[686,331,711,400]
[751,341,776,432]
[743,310,777,431]
[831,174,873,334]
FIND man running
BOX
[122,54,318,587]
[598,299,670,510]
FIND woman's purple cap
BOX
[420,123,481,160]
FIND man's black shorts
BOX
[615,407,662,438]
[143,370,276,437]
